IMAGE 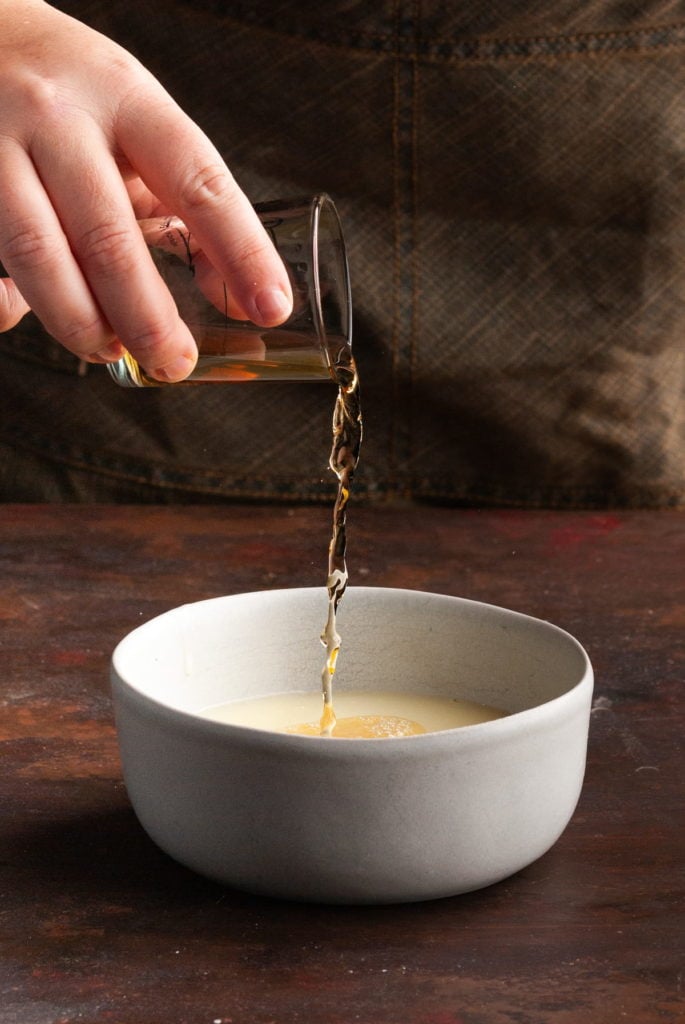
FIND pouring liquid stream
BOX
[198,355,508,740]
[319,353,362,736]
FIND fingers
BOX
[116,88,293,328]
[0,6,291,382]
[137,217,248,319]
[0,140,116,356]
[0,129,198,381]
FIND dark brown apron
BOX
[1,1,683,506]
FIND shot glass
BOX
[107,194,352,387]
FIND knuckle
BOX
[75,222,138,276]
[228,237,271,268]
[59,313,109,354]
[18,72,62,123]
[105,51,142,86]
[178,163,237,214]
[1,219,63,270]
[124,320,176,362]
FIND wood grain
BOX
[1,506,682,1024]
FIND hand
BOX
[0,1,293,381]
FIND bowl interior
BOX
[112,587,590,721]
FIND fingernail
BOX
[253,287,292,326]
[153,354,196,382]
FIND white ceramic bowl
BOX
[111,587,593,904]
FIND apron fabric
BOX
[1,0,683,506]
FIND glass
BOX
[107,194,352,387]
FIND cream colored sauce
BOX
[200,690,507,738]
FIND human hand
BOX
[0,0,293,381]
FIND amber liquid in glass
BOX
[113,327,341,385]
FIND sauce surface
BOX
[201,690,507,738]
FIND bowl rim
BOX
[111,586,594,756]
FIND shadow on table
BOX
[9,798,517,936]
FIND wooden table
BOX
[1,505,682,1024]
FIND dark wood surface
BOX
[1,505,682,1024]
